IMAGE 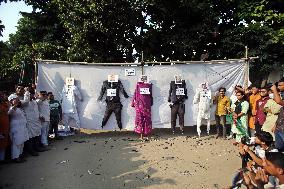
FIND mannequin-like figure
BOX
[168,76,188,134]
[193,82,212,138]
[132,75,153,140]
[61,78,82,133]
[98,80,129,130]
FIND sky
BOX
[0,1,33,42]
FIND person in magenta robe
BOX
[131,80,153,140]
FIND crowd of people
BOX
[1,77,284,188]
[0,83,62,163]
[216,77,284,189]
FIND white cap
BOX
[8,94,18,101]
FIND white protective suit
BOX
[8,105,29,159]
[193,83,212,137]
[61,84,82,131]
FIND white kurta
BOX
[8,107,29,159]
[23,100,42,138]
[37,99,50,145]
[61,85,82,129]
[193,86,212,137]
[36,99,50,122]
[193,89,212,119]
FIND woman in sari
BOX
[231,91,249,143]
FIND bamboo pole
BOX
[244,46,249,89]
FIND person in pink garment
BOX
[131,76,153,140]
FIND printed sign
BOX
[108,75,119,82]
[65,77,74,86]
[107,89,117,97]
[140,88,150,95]
[125,68,136,76]
[174,75,182,84]
[140,75,148,83]
[176,88,185,95]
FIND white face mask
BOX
[269,93,274,99]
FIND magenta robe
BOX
[131,82,153,135]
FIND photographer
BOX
[271,78,284,151]
[241,131,278,188]
[255,152,284,189]
[227,132,277,189]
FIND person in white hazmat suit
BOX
[193,82,212,138]
[61,78,83,133]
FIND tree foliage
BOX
[0,0,283,88]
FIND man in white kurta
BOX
[61,84,82,132]
[193,83,212,138]
[36,91,50,146]
[8,94,29,162]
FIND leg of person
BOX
[33,136,47,152]
[178,103,185,134]
[62,113,71,132]
[254,122,262,134]
[250,128,256,137]
[101,104,114,129]
[11,142,24,162]
[171,104,178,134]
[0,149,5,161]
[221,115,227,138]
[52,120,62,140]
[41,122,49,146]
[196,114,202,138]
[114,104,123,130]
[25,138,38,156]
[49,120,55,135]
[275,130,284,151]
[206,118,210,135]
[215,115,221,138]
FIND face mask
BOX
[269,93,274,99]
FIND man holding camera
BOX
[271,78,284,151]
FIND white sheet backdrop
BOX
[36,60,247,130]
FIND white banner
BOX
[37,60,247,130]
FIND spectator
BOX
[48,92,63,140]
[248,85,261,136]
[271,78,284,151]
[37,91,50,148]
[231,91,249,143]
[214,87,230,139]
[255,152,284,189]
[254,86,270,134]
[262,89,282,139]
[7,94,29,163]
[0,91,10,162]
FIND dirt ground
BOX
[0,127,244,189]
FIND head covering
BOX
[8,94,18,101]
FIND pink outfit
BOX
[132,82,153,135]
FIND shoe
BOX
[227,135,234,140]
[13,157,26,163]
[35,146,47,152]
[12,157,24,163]
[233,141,239,146]
[216,135,220,139]
[55,136,63,140]
[30,150,39,156]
